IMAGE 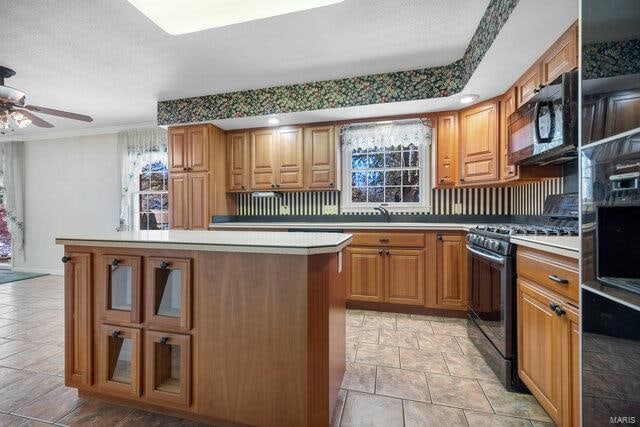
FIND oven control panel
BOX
[467,233,510,256]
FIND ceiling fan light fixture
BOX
[11,111,32,128]
[127,0,345,35]
[0,112,9,130]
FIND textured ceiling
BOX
[1,0,489,135]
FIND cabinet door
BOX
[582,96,606,145]
[227,132,249,192]
[276,127,304,189]
[517,278,563,425]
[345,247,384,302]
[459,100,499,184]
[542,23,578,85]
[501,88,519,180]
[99,255,142,324]
[251,129,277,190]
[99,324,141,397]
[563,304,580,427]
[187,125,209,172]
[188,172,209,230]
[145,257,192,332]
[64,252,92,387]
[168,173,189,230]
[435,113,458,187]
[145,331,191,408]
[604,90,640,138]
[168,127,188,172]
[305,125,336,190]
[385,248,425,305]
[435,234,467,309]
[517,61,542,108]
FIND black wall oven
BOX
[581,131,640,426]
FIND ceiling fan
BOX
[0,65,93,134]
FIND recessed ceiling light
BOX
[268,117,280,125]
[127,0,345,35]
[459,94,479,104]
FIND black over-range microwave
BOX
[508,69,578,165]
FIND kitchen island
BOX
[56,230,351,426]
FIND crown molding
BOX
[0,121,158,142]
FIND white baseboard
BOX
[11,267,63,276]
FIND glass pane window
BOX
[109,335,133,384]
[109,265,132,312]
[154,342,181,393]
[155,268,182,318]
[134,160,169,231]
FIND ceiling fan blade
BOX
[23,104,93,122]
[14,109,54,128]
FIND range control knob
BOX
[490,240,501,252]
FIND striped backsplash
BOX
[236,178,563,216]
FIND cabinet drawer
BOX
[516,247,578,304]
[349,232,425,248]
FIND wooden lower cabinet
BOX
[63,252,92,387]
[385,248,425,305]
[345,247,384,302]
[145,331,191,408]
[517,274,580,427]
[98,324,142,398]
[435,234,467,309]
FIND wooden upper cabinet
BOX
[345,247,384,302]
[169,127,188,172]
[501,88,518,181]
[435,112,458,187]
[168,174,189,230]
[542,23,578,86]
[186,126,209,172]
[251,129,277,190]
[276,127,304,189]
[169,125,209,172]
[459,100,500,184]
[517,278,563,425]
[227,132,249,192]
[582,96,606,146]
[604,89,640,138]
[516,61,543,108]
[64,252,92,387]
[385,248,425,306]
[305,125,337,190]
[188,172,209,230]
[435,234,467,309]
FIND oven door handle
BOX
[466,244,506,265]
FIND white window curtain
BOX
[0,141,25,259]
[117,128,167,231]
[341,120,432,152]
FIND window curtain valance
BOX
[117,128,167,231]
[341,119,432,152]
[0,141,25,259]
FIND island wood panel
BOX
[97,254,142,325]
[196,251,343,426]
[459,100,500,184]
[98,324,142,398]
[251,129,277,190]
[276,127,304,189]
[64,252,93,387]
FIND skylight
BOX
[127,0,345,35]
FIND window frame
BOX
[132,161,169,231]
[340,141,431,213]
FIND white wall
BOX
[13,133,120,275]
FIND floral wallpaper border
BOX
[157,0,519,125]
[583,38,640,80]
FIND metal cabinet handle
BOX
[111,258,120,267]
[385,250,390,256]
[271,183,275,188]
[160,261,169,270]
[549,303,566,316]
[378,249,383,254]
[241,185,245,190]
[160,337,169,345]
[111,330,121,339]
[329,182,334,187]
[61,256,70,263]
[437,235,443,240]
[440,178,445,183]
[182,167,187,171]
[548,274,569,285]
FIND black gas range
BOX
[466,194,579,391]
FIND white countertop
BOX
[209,222,476,231]
[510,236,580,259]
[55,230,352,255]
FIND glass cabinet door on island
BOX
[100,255,141,324]
[145,331,191,407]
[99,325,141,397]
[145,257,192,331]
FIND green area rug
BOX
[0,271,47,284]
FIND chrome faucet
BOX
[374,205,391,223]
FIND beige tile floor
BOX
[0,275,554,426]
